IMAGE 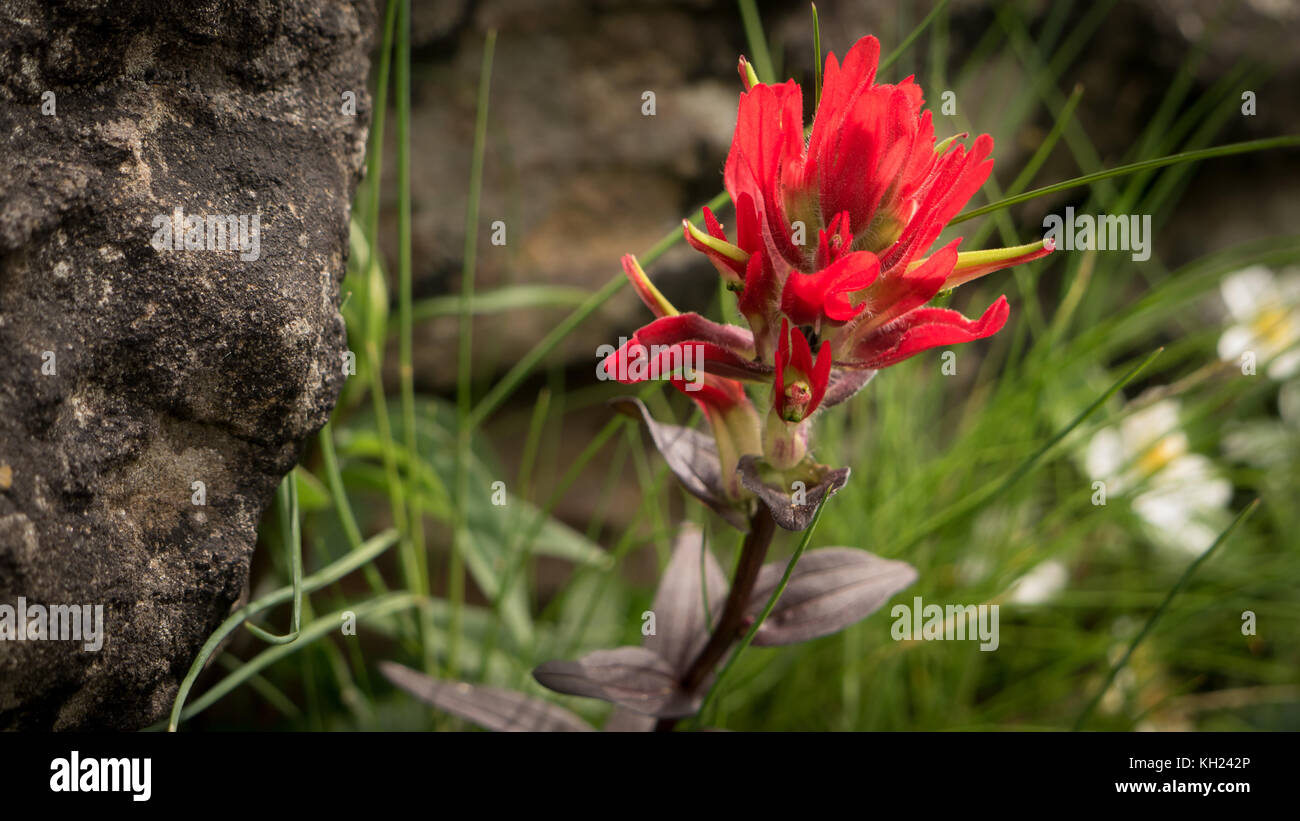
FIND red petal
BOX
[773,319,822,420]
[805,36,881,193]
[788,320,815,376]
[703,206,727,240]
[847,296,1010,369]
[725,80,806,267]
[827,84,917,232]
[850,240,960,337]
[600,314,769,385]
[806,340,833,417]
[736,239,792,357]
[670,373,750,413]
[780,251,880,325]
[632,313,756,354]
[735,191,762,253]
[883,134,993,271]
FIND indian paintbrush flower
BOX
[604,34,1053,529]
[390,28,1056,734]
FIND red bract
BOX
[719,36,1052,365]
[604,254,763,504]
[682,194,760,291]
[773,318,831,422]
[606,34,1056,529]
[780,247,879,325]
[599,312,770,386]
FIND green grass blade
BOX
[811,3,822,104]
[450,29,499,677]
[393,0,435,674]
[880,0,951,74]
[738,0,775,83]
[245,475,303,644]
[177,593,424,725]
[952,136,1300,225]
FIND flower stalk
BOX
[655,504,777,731]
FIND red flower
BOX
[607,33,1058,520]
[718,35,1052,367]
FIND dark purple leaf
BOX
[611,396,748,530]
[380,661,595,732]
[645,524,729,675]
[532,646,701,718]
[822,368,876,409]
[737,455,850,531]
[744,548,917,646]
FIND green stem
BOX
[319,422,389,595]
[449,29,498,678]
[393,0,435,675]
[738,0,775,84]
[174,592,422,727]
[880,0,951,75]
[811,3,822,105]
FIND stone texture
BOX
[0,0,374,729]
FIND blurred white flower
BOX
[1007,560,1068,605]
[1217,265,1300,380]
[1087,398,1232,555]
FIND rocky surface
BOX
[0,0,374,729]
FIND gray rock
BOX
[0,0,374,729]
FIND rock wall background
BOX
[0,0,374,729]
